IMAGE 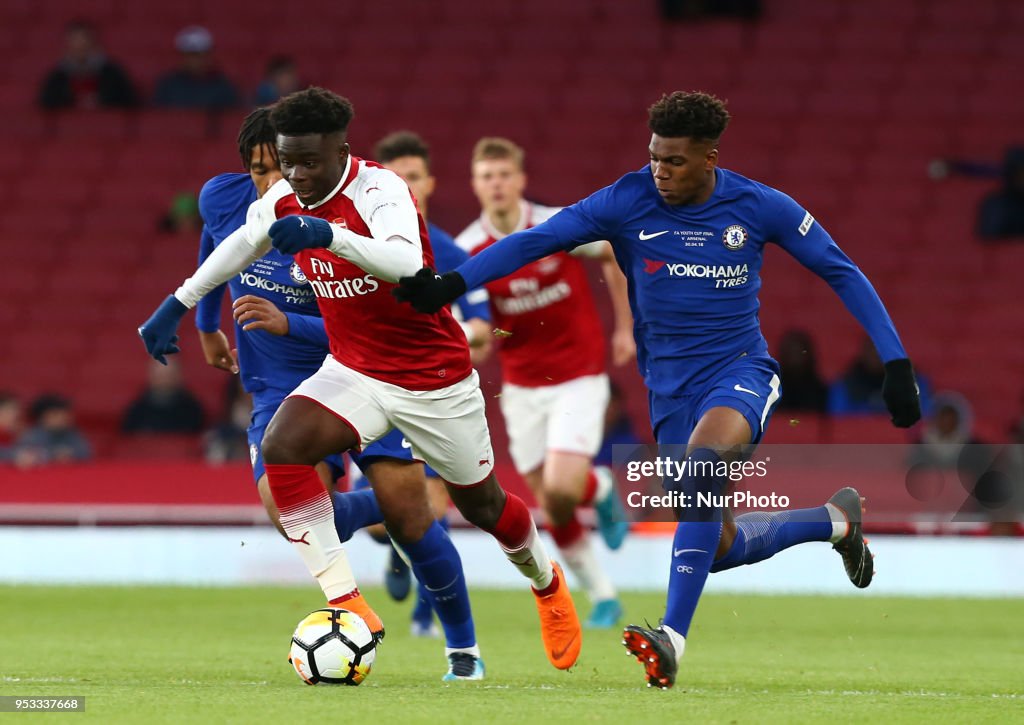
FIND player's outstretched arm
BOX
[769,194,921,427]
[139,224,271,364]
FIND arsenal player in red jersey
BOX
[139,88,582,671]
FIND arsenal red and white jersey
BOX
[456,200,606,387]
[255,158,471,391]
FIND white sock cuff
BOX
[445,645,481,659]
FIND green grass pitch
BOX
[0,585,1020,723]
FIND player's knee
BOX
[385,513,432,546]
[261,426,310,465]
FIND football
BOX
[288,608,377,686]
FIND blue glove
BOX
[269,215,333,255]
[138,294,188,365]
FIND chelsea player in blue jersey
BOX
[394,91,922,688]
[192,108,485,681]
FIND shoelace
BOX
[448,653,478,677]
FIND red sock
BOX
[485,493,533,549]
[550,515,584,548]
[579,469,599,506]
[265,463,329,521]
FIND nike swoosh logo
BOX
[674,548,707,556]
[733,384,760,398]
[550,629,579,662]
[639,230,669,240]
[424,575,460,592]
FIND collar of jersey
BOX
[481,198,531,239]
[301,155,356,210]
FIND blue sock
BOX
[711,508,833,572]
[401,520,475,649]
[663,448,725,637]
[411,515,451,625]
[412,582,433,624]
[331,489,383,543]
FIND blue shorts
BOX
[649,354,782,446]
[350,428,439,489]
[248,398,348,484]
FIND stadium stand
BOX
[0,0,1021,468]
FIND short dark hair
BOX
[270,86,355,138]
[648,91,731,143]
[236,106,277,170]
[374,131,431,170]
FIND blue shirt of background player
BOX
[455,166,907,432]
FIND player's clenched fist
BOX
[138,294,188,365]
[392,267,467,314]
[269,215,333,254]
[882,358,922,428]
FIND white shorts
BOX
[288,356,494,486]
[499,373,610,474]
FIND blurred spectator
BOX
[0,392,25,463]
[977,147,1024,240]
[157,191,202,235]
[204,377,252,464]
[38,19,140,110]
[775,329,828,413]
[828,336,931,416]
[122,359,205,434]
[914,392,984,464]
[594,381,642,467]
[253,56,301,106]
[13,394,91,467]
[152,26,240,110]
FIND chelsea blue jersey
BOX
[456,166,906,399]
[196,173,329,397]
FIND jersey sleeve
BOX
[283,312,329,346]
[763,188,908,362]
[194,226,227,333]
[457,182,623,289]
[327,167,423,281]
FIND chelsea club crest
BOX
[289,262,308,284]
[722,225,748,250]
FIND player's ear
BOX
[705,146,719,170]
[339,142,350,163]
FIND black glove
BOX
[392,268,467,314]
[882,358,921,428]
